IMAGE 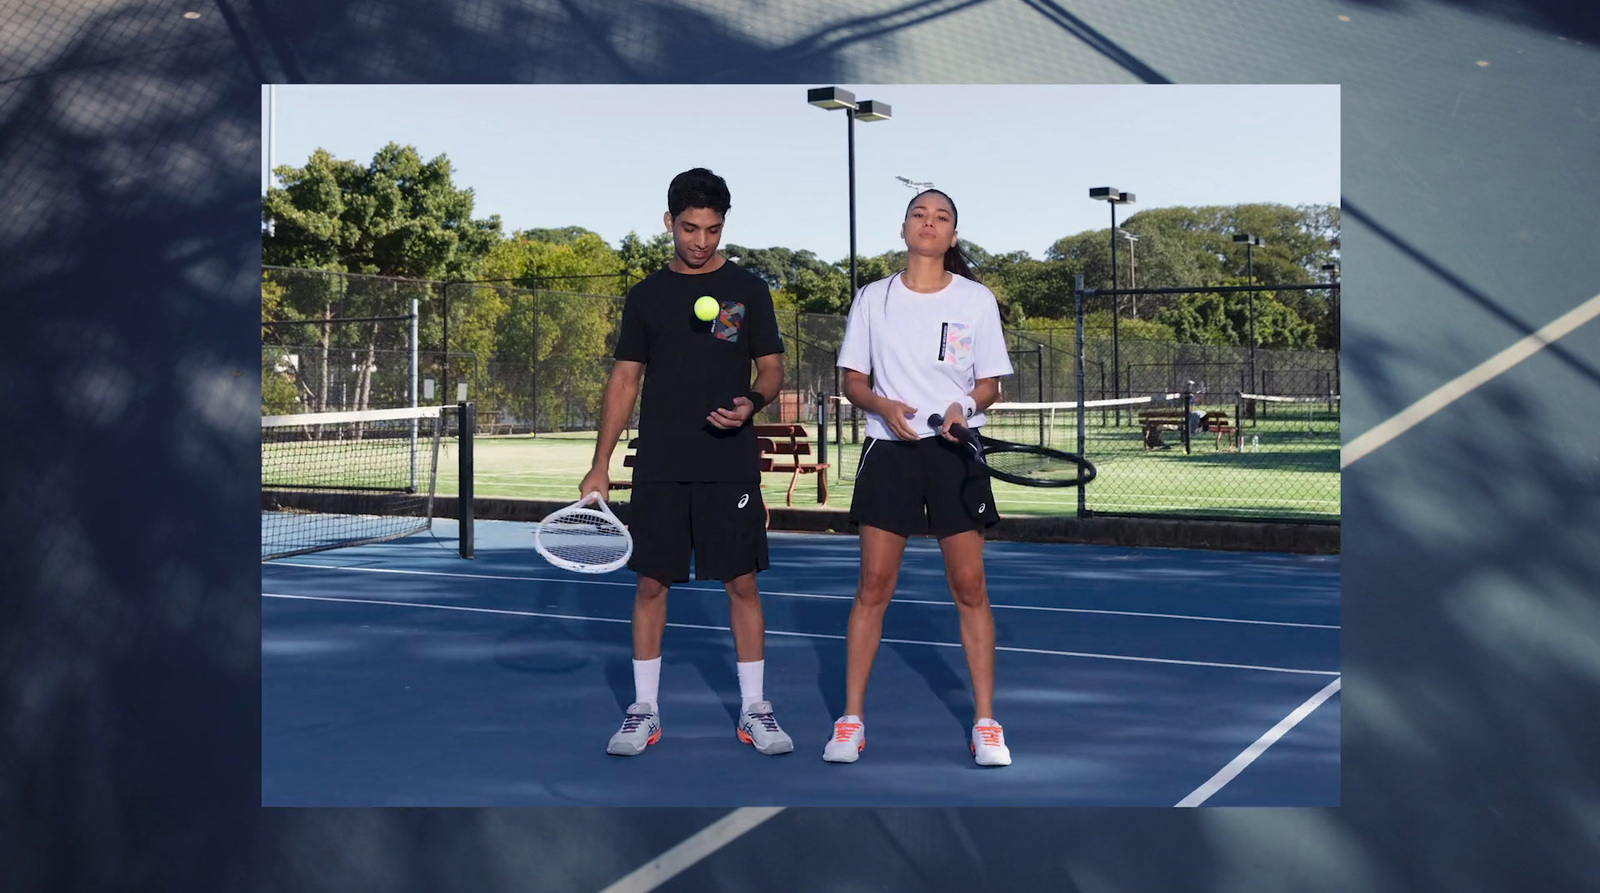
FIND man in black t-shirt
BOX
[579,168,793,758]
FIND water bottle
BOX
[1251,435,1260,453]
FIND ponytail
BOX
[944,243,978,282]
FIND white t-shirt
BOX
[836,271,1014,441]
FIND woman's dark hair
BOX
[904,188,979,282]
[668,168,731,218]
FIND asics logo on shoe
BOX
[737,493,749,508]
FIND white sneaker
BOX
[822,715,865,763]
[736,701,794,755]
[971,718,1011,767]
[606,702,661,756]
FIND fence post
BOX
[832,359,842,458]
[816,392,829,486]
[410,295,419,490]
[530,289,539,435]
[1181,385,1192,455]
[1075,274,1087,519]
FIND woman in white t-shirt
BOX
[823,189,1015,768]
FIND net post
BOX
[459,401,475,559]
[1074,274,1087,519]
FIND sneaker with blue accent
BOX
[736,701,794,754]
[606,702,661,756]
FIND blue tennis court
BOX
[262,518,1338,807]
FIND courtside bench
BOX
[610,424,829,521]
[1138,409,1239,451]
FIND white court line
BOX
[265,562,1337,630]
[1174,676,1342,807]
[1342,290,1600,468]
[261,592,1338,676]
[596,807,786,893]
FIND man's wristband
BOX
[745,390,768,413]
[959,395,977,419]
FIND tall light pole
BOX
[1090,188,1135,409]
[1120,227,1140,314]
[1234,233,1264,397]
[266,84,277,236]
[808,87,892,305]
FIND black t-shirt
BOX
[613,261,785,482]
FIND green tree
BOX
[263,143,501,279]
[617,231,674,280]
[517,226,602,245]
[262,144,502,411]
[479,234,630,429]
[260,275,301,414]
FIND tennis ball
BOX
[694,295,719,321]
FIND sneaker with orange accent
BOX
[736,701,794,754]
[606,702,661,756]
[971,718,1011,766]
[822,715,865,763]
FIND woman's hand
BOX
[879,398,921,440]
[938,401,966,441]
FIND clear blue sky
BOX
[263,84,1339,261]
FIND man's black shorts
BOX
[848,434,999,538]
[626,481,769,583]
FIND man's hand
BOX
[938,401,966,442]
[706,395,756,429]
[880,399,921,440]
[578,464,611,504]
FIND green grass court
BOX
[431,420,1339,522]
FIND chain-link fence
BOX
[261,268,435,414]
[1065,281,1340,522]
[262,268,1339,523]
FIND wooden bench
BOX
[1138,409,1239,451]
[476,410,517,437]
[610,424,829,521]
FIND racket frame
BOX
[533,491,634,573]
[929,414,1097,488]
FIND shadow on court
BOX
[8,0,1600,892]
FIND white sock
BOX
[633,657,661,708]
[737,659,764,710]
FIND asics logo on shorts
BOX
[979,502,987,513]
[737,493,750,508]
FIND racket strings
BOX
[537,508,630,565]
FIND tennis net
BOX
[1237,392,1341,434]
[261,404,474,560]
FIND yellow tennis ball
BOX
[694,295,719,321]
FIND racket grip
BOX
[928,413,944,428]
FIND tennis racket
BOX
[928,414,1097,488]
[533,492,633,573]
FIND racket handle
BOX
[929,413,944,428]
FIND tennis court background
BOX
[6,2,1600,893]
